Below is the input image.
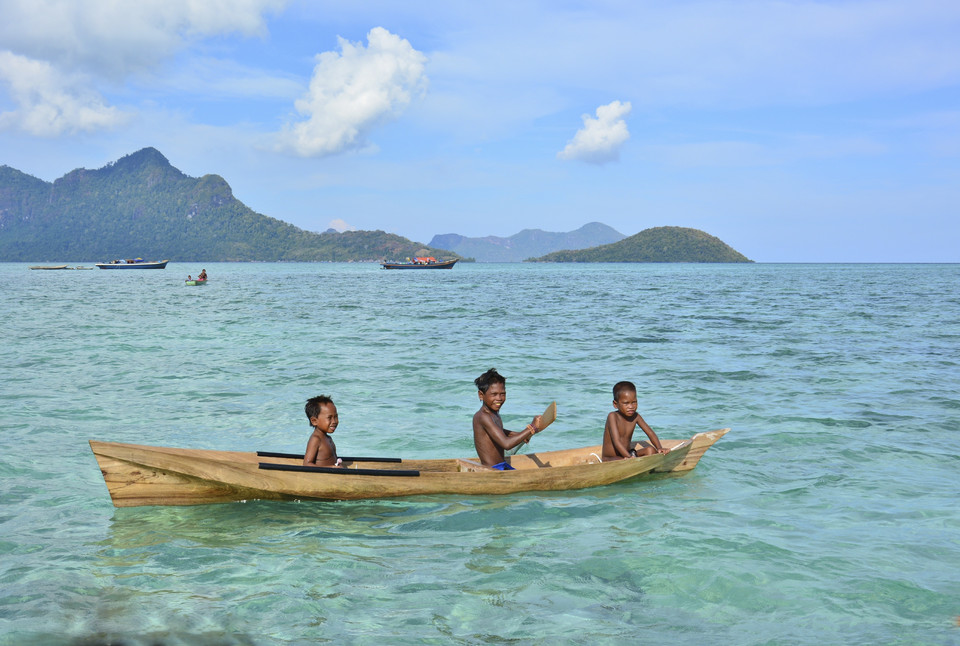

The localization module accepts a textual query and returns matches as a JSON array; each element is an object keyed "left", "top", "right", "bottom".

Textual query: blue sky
[{"left": 1, "top": 0, "right": 959, "bottom": 262}]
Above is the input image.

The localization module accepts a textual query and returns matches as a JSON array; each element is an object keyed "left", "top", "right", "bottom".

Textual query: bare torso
[
  {"left": 304, "top": 430, "right": 338, "bottom": 466},
  {"left": 602, "top": 411, "right": 638, "bottom": 460},
  {"left": 602, "top": 411, "right": 663, "bottom": 460},
  {"left": 473, "top": 407, "right": 508, "bottom": 466},
  {"left": 473, "top": 407, "right": 536, "bottom": 466}
]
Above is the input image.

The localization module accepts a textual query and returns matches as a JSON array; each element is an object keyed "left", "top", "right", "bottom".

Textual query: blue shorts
[{"left": 491, "top": 461, "right": 515, "bottom": 471}]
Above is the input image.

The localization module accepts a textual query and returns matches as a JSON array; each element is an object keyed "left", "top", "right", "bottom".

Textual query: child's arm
[
  {"left": 509, "top": 415, "right": 543, "bottom": 443},
  {"left": 636, "top": 414, "right": 666, "bottom": 453},
  {"left": 303, "top": 434, "right": 321, "bottom": 466},
  {"left": 481, "top": 415, "right": 536, "bottom": 451}
]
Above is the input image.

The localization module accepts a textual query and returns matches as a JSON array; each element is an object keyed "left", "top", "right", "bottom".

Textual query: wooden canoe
[{"left": 89, "top": 428, "right": 728, "bottom": 507}]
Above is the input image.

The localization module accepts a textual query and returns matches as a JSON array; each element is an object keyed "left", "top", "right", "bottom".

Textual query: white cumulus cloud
[
  {"left": 0, "top": 0, "right": 284, "bottom": 136},
  {"left": 558, "top": 100, "right": 631, "bottom": 164},
  {"left": 277, "top": 27, "right": 428, "bottom": 157},
  {"left": 0, "top": 51, "right": 125, "bottom": 135}
]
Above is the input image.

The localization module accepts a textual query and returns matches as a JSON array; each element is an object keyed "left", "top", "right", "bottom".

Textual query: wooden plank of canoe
[
  {"left": 655, "top": 428, "right": 729, "bottom": 473},
  {"left": 92, "top": 452, "right": 288, "bottom": 507},
  {"left": 244, "top": 452, "right": 668, "bottom": 500},
  {"left": 505, "top": 428, "right": 728, "bottom": 473},
  {"left": 90, "top": 441, "right": 296, "bottom": 506}
]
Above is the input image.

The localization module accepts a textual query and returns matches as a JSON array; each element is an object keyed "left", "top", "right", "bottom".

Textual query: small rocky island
[{"left": 527, "top": 226, "right": 752, "bottom": 263}]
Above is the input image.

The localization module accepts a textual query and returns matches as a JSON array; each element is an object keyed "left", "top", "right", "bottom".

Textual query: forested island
[
  {"left": 528, "top": 226, "right": 752, "bottom": 263},
  {"left": 0, "top": 148, "right": 457, "bottom": 262},
  {"left": 429, "top": 222, "right": 625, "bottom": 262}
]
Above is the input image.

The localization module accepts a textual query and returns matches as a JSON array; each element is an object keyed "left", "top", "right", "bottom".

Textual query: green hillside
[
  {"left": 429, "top": 222, "right": 625, "bottom": 262},
  {"left": 528, "top": 226, "right": 752, "bottom": 262},
  {"left": 0, "top": 148, "right": 458, "bottom": 262}
]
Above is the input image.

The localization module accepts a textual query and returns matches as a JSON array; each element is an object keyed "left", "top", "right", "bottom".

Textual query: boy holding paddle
[
  {"left": 472, "top": 368, "right": 543, "bottom": 469},
  {"left": 602, "top": 381, "right": 667, "bottom": 461},
  {"left": 304, "top": 395, "right": 343, "bottom": 467}
]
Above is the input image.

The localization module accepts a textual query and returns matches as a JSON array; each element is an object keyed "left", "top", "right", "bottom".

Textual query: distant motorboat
[
  {"left": 95, "top": 259, "right": 169, "bottom": 269},
  {"left": 381, "top": 257, "right": 458, "bottom": 270},
  {"left": 29, "top": 265, "right": 69, "bottom": 270}
]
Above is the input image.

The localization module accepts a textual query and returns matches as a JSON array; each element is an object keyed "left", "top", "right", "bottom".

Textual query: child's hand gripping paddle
[{"left": 507, "top": 401, "right": 556, "bottom": 456}]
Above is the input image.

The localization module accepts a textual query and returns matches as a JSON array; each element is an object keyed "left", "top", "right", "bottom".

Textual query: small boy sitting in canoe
[
  {"left": 472, "top": 368, "right": 543, "bottom": 469},
  {"left": 602, "top": 381, "right": 668, "bottom": 461},
  {"left": 304, "top": 395, "right": 342, "bottom": 467}
]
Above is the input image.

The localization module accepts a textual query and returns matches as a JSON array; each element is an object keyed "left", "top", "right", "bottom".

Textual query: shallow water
[{"left": 1, "top": 262, "right": 958, "bottom": 645}]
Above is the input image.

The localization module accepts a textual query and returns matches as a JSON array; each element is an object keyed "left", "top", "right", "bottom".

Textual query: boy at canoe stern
[
  {"left": 472, "top": 368, "right": 543, "bottom": 468},
  {"left": 601, "top": 381, "right": 667, "bottom": 461},
  {"left": 304, "top": 395, "right": 343, "bottom": 467}
]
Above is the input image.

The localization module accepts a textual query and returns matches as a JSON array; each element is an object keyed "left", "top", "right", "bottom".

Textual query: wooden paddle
[{"left": 507, "top": 401, "right": 556, "bottom": 455}]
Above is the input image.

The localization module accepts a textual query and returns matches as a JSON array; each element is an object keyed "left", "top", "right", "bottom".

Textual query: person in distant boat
[
  {"left": 304, "top": 395, "right": 342, "bottom": 467},
  {"left": 186, "top": 275, "right": 193, "bottom": 281},
  {"left": 472, "top": 368, "right": 543, "bottom": 469},
  {"left": 601, "top": 381, "right": 667, "bottom": 461},
  {"left": 198, "top": 269, "right": 207, "bottom": 281}
]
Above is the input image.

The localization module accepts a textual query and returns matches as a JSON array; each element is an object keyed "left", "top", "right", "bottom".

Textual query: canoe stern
[{"left": 89, "top": 440, "right": 287, "bottom": 507}]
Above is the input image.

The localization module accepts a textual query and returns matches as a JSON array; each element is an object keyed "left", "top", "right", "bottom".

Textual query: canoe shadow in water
[{"left": 97, "top": 477, "right": 688, "bottom": 552}]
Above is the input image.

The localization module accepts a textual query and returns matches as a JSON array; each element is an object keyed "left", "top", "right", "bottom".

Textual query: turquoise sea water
[{"left": 1, "top": 262, "right": 958, "bottom": 645}]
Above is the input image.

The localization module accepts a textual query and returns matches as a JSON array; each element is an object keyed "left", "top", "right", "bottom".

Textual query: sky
[{"left": 1, "top": 0, "right": 959, "bottom": 262}]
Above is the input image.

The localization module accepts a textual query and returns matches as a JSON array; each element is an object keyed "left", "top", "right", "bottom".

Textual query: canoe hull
[{"left": 89, "top": 429, "right": 728, "bottom": 507}]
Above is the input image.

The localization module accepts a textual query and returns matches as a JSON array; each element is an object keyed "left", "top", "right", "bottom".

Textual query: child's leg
[{"left": 633, "top": 442, "right": 656, "bottom": 456}]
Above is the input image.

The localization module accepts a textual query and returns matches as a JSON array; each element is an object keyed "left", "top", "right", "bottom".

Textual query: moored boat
[
  {"left": 381, "top": 257, "right": 458, "bottom": 269},
  {"left": 96, "top": 259, "right": 169, "bottom": 269},
  {"left": 88, "top": 428, "right": 728, "bottom": 507},
  {"left": 29, "top": 265, "right": 69, "bottom": 270}
]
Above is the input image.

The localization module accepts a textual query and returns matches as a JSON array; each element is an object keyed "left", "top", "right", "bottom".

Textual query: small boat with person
[
  {"left": 185, "top": 269, "right": 208, "bottom": 285},
  {"left": 381, "top": 257, "right": 458, "bottom": 269},
  {"left": 95, "top": 258, "right": 169, "bottom": 269},
  {"left": 88, "top": 428, "right": 728, "bottom": 507}
]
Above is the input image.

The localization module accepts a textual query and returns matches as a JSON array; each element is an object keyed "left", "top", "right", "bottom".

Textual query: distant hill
[
  {"left": 0, "top": 148, "right": 458, "bottom": 262},
  {"left": 429, "top": 222, "right": 625, "bottom": 262},
  {"left": 529, "top": 226, "right": 752, "bottom": 263}
]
